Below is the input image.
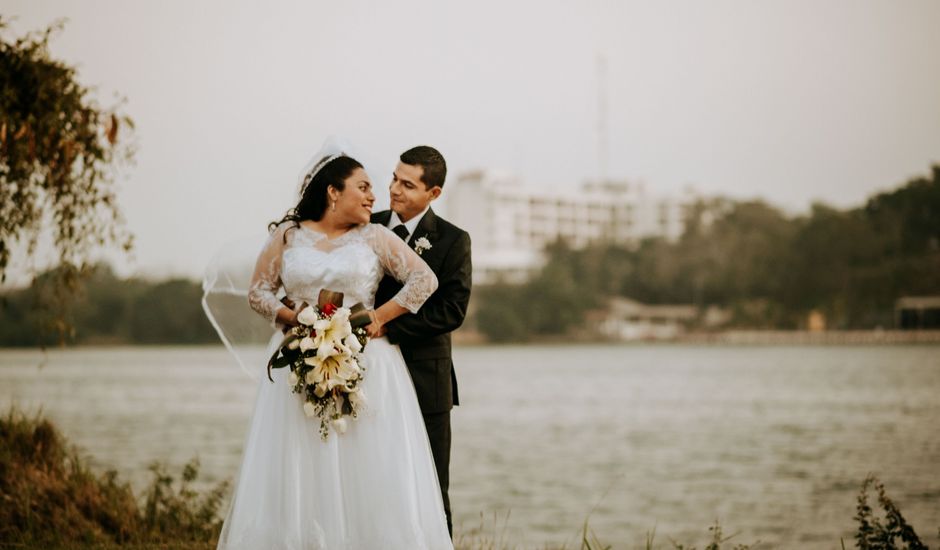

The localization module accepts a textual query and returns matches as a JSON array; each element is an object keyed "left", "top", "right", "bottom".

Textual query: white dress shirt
[{"left": 386, "top": 205, "right": 430, "bottom": 241}]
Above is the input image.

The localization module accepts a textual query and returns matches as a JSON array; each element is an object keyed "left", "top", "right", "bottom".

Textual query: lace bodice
[{"left": 248, "top": 222, "right": 438, "bottom": 323}]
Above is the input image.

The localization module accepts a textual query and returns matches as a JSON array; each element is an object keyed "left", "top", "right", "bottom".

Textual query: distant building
[
  {"left": 895, "top": 296, "right": 940, "bottom": 329},
  {"left": 443, "top": 170, "right": 694, "bottom": 283},
  {"left": 596, "top": 297, "right": 699, "bottom": 341}
]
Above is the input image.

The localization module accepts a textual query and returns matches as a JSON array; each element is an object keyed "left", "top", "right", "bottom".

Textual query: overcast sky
[{"left": 4, "top": 0, "right": 940, "bottom": 282}]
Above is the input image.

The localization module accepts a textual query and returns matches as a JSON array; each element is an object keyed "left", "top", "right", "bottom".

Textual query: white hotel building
[{"left": 443, "top": 170, "right": 693, "bottom": 283}]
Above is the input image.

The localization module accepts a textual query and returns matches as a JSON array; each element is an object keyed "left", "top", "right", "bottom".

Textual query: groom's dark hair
[{"left": 401, "top": 146, "right": 447, "bottom": 190}]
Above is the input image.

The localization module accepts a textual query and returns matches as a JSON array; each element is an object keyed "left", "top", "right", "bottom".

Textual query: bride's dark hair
[{"left": 269, "top": 155, "right": 364, "bottom": 237}]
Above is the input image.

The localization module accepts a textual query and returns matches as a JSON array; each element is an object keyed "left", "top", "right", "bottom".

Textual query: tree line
[
  {"left": 0, "top": 266, "right": 216, "bottom": 346},
  {"left": 474, "top": 165, "right": 940, "bottom": 341},
  {"left": 1, "top": 165, "right": 937, "bottom": 346}
]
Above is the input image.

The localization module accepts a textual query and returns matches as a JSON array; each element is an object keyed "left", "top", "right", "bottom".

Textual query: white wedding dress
[{"left": 216, "top": 222, "right": 454, "bottom": 550}]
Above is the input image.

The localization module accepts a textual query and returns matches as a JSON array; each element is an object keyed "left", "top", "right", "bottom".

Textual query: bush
[
  {"left": 854, "top": 475, "right": 927, "bottom": 550},
  {"left": 0, "top": 409, "right": 226, "bottom": 549}
]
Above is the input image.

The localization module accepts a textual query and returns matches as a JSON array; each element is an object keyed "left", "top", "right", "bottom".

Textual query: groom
[{"left": 372, "top": 145, "right": 472, "bottom": 536}]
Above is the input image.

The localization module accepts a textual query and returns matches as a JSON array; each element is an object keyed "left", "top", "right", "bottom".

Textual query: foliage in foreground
[
  {"left": 0, "top": 18, "right": 135, "bottom": 282},
  {"left": 1, "top": 409, "right": 936, "bottom": 549},
  {"left": 855, "top": 475, "right": 929, "bottom": 550},
  {"left": 0, "top": 409, "right": 227, "bottom": 548},
  {"left": 0, "top": 18, "right": 134, "bottom": 344}
]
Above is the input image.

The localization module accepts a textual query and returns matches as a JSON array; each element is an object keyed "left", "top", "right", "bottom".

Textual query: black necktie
[{"left": 392, "top": 224, "right": 409, "bottom": 241}]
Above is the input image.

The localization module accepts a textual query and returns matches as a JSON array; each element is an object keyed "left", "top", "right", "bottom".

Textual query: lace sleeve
[
  {"left": 366, "top": 224, "right": 439, "bottom": 313},
  {"left": 248, "top": 224, "right": 289, "bottom": 324}
]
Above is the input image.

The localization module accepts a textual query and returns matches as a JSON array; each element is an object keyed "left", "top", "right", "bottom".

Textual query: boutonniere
[{"left": 413, "top": 236, "right": 432, "bottom": 256}]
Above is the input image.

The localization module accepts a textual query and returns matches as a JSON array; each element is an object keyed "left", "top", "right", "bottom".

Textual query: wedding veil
[{"left": 201, "top": 136, "right": 383, "bottom": 379}]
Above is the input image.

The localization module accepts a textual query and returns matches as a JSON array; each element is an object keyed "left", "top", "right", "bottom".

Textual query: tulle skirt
[{"left": 217, "top": 335, "right": 453, "bottom": 550}]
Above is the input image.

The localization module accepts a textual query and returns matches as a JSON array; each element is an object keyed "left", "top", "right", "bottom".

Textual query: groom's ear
[{"left": 427, "top": 185, "right": 443, "bottom": 201}]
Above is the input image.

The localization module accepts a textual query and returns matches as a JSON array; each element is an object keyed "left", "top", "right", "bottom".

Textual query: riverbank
[
  {"left": 3, "top": 326, "right": 938, "bottom": 348},
  {"left": 681, "top": 329, "right": 940, "bottom": 345},
  {"left": 452, "top": 329, "right": 940, "bottom": 346},
  {"left": 2, "top": 409, "right": 936, "bottom": 549}
]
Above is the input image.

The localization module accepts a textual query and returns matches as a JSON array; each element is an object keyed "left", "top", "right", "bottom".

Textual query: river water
[{"left": 1, "top": 344, "right": 938, "bottom": 548}]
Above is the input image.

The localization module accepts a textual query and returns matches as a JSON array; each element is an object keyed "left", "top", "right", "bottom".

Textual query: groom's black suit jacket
[{"left": 371, "top": 208, "right": 472, "bottom": 413}]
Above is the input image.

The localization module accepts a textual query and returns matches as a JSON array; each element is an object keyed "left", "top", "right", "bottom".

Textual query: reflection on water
[{"left": 2, "top": 345, "right": 939, "bottom": 547}]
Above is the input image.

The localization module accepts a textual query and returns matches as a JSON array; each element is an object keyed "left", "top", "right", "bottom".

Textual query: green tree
[
  {"left": 683, "top": 200, "right": 797, "bottom": 326},
  {"left": 0, "top": 264, "right": 218, "bottom": 346},
  {"left": 474, "top": 283, "right": 531, "bottom": 343},
  {"left": 129, "top": 279, "right": 217, "bottom": 344},
  {"left": 782, "top": 204, "right": 884, "bottom": 327},
  {"left": 865, "top": 165, "right": 940, "bottom": 256},
  {"left": 473, "top": 240, "right": 604, "bottom": 342},
  {"left": 781, "top": 168, "right": 940, "bottom": 328}
]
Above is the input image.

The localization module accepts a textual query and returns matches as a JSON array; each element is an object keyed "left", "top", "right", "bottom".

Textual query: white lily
[
  {"left": 302, "top": 402, "right": 316, "bottom": 417},
  {"left": 332, "top": 307, "right": 352, "bottom": 325},
  {"left": 312, "top": 312, "right": 351, "bottom": 357},
  {"left": 296, "top": 306, "right": 319, "bottom": 326},
  {"left": 308, "top": 352, "right": 360, "bottom": 388},
  {"left": 316, "top": 341, "right": 340, "bottom": 359},
  {"left": 344, "top": 333, "right": 362, "bottom": 353},
  {"left": 299, "top": 336, "right": 316, "bottom": 352}
]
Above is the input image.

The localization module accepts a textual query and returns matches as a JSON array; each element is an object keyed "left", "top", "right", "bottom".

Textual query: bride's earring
[{"left": 331, "top": 201, "right": 336, "bottom": 211}]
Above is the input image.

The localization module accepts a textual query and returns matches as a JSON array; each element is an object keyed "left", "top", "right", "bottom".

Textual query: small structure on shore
[
  {"left": 596, "top": 297, "right": 700, "bottom": 341},
  {"left": 895, "top": 296, "right": 940, "bottom": 329}
]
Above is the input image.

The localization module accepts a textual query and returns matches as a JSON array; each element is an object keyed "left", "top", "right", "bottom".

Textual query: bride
[{"left": 215, "top": 152, "right": 454, "bottom": 549}]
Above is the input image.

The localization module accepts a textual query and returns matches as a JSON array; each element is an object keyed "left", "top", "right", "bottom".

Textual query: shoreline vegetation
[
  {"left": 2, "top": 330, "right": 940, "bottom": 349},
  {"left": 0, "top": 262, "right": 938, "bottom": 348},
  {"left": 473, "top": 166, "right": 940, "bottom": 343},
  {"left": 1, "top": 410, "right": 935, "bottom": 549},
  {"left": 2, "top": 166, "right": 939, "bottom": 348}
]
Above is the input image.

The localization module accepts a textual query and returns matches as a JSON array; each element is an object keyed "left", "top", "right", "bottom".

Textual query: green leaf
[{"left": 271, "top": 354, "right": 294, "bottom": 370}]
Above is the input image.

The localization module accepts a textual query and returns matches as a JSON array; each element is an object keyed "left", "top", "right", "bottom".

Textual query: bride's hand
[{"left": 276, "top": 306, "right": 299, "bottom": 330}]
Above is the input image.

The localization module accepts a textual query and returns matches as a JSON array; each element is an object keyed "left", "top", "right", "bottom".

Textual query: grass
[{"left": 0, "top": 408, "right": 935, "bottom": 549}]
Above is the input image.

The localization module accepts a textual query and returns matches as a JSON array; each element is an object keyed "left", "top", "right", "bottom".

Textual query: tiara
[{"left": 303, "top": 153, "right": 346, "bottom": 186}]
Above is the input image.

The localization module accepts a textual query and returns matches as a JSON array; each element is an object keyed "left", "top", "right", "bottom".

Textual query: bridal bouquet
[{"left": 267, "top": 290, "right": 371, "bottom": 440}]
